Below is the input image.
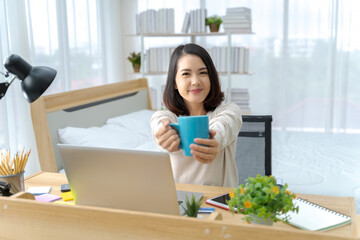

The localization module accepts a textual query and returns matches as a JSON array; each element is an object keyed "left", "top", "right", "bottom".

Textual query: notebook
[
  {"left": 278, "top": 198, "right": 352, "bottom": 231},
  {"left": 57, "top": 144, "right": 203, "bottom": 215}
]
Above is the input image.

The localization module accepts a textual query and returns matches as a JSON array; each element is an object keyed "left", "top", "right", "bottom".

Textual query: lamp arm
[
  {"left": 0, "top": 70, "right": 9, "bottom": 77},
  {"left": 0, "top": 75, "right": 17, "bottom": 100},
  {"left": 7, "top": 75, "right": 17, "bottom": 85}
]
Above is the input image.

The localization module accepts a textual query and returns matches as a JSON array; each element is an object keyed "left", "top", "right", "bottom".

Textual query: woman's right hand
[{"left": 155, "top": 119, "right": 181, "bottom": 152}]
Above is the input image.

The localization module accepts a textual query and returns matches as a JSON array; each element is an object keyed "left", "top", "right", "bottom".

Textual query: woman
[{"left": 151, "top": 43, "right": 242, "bottom": 187}]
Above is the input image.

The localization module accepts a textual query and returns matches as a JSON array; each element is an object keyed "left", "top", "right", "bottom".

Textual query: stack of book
[
  {"left": 136, "top": 8, "right": 175, "bottom": 34},
  {"left": 181, "top": 9, "right": 207, "bottom": 33},
  {"left": 144, "top": 47, "right": 175, "bottom": 73},
  {"left": 231, "top": 88, "right": 251, "bottom": 114},
  {"left": 208, "top": 46, "right": 249, "bottom": 74},
  {"left": 222, "top": 7, "right": 252, "bottom": 33}
]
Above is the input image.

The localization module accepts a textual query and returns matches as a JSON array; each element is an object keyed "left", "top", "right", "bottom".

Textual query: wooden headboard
[{"left": 30, "top": 78, "right": 151, "bottom": 172}]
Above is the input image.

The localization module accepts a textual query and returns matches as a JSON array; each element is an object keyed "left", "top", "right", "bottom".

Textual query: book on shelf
[
  {"left": 244, "top": 48, "right": 250, "bottom": 73},
  {"left": 222, "top": 17, "right": 251, "bottom": 23},
  {"left": 226, "top": 7, "right": 251, "bottom": 13},
  {"left": 232, "top": 48, "right": 239, "bottom": 73},
  {"left": 223, "top": 7, "right": 252, "bottom": 33},
  {"left": 145, "top": 46, "right": 250, "bottom": 74},
  {"left": 158, "top": 8, "right": 166, "bottom": 33},
  {"left": 233, "top": 102, "right": 250, "bottom": 107},
  {"left": 189, "top": 8, "right": 207, "bottom": 33},
  {"left": 136, "top": 8, "right": 175, "bottom": 34},
  {"left": 208, "top": 47, "right": 249, "bottom": 74},
  {"left": 181, "top": 12, "right": 190, "bottom": 33},
  {"left": 201, "top": 8, "right": 207, "bottom": 33},
  {"left": 278, "top": 198, "right": 352, "bottom": 231},
  {"left": 145, "top": 47, "right": 175, "bottom": 73},
  {"left": 231, "top": 87, "right": 251, "bottom": 114},
  {"left": 231, "top": 88, "right": 249, "bottom": 93},
  {"left": 231, "top": 96, "right": 250, "bottom": 102},
  {"left": 223, "top": 23, "right": 251, "bottom": 28},
  {"left": 236, "top": 103, "right": 251, "bottom": 108},
  {"left": 224, "top": 13, "right": 251, "bottom": 20}
]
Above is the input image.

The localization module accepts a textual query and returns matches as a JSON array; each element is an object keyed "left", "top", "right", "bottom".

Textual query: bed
[
  {"left": 30, "top": 78, "right": 360, "bottom": 214},
  {"left": 272, "top": 130, "right": 360, "bottom": 214},
  {"left": 30, "top": 78, "right": 153, "bottom": 172}
]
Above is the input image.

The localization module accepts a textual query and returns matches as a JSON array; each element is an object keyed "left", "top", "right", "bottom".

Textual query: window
[
  {"left": 137, "top": 0, "right": 360, "bottom": 132},
  {"left": 26, "top": 0, "right": 105, "bottom": 94}
]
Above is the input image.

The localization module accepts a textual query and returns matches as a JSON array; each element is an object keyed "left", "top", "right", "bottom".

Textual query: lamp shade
[{"left": 4, "top": 54, "right": 56, "bottom": 103}]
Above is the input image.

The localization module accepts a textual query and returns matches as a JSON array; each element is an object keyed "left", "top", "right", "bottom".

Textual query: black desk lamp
[{"left": 0, "top": 54, "right": 57, "bottom": 103}]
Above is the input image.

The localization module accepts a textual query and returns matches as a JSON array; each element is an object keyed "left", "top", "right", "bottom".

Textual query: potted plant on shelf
[
  {"left": 127, "top": 52, "right": 141, "bottom": 73},
  {"left": 227, "top": 174, "right": 299, "bottom": 225},
  {"left": 205, "top": 15, "right": 223, "bottom": 33},
  {"left": 182, "top": 194, "right": 203, "bottom": 218}
]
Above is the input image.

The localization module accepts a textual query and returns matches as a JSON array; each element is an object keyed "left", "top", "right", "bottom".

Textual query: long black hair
[{"left": 163, "top": 43, "right": 224, "bottom": 116}]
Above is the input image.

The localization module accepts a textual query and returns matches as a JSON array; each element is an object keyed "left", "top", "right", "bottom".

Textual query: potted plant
[
  {"left": 205, "top": 15, "right": 223, "bottom": 32},
  {"left": 127, "top": 52, "right": 141, "bottom": 72},
  {"left": 182, "top": 194, "right": 203, "bottom": 218},
  {"left": 227, "top": 174, "right": 299, "bottom": 225}
]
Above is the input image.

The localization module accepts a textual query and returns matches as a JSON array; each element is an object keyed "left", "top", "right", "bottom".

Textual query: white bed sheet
[
  {"left": 272, "top": 130, "right": 360, "bottom": 213},
  {"left": 58, "top": 110, "right": 360, "bottom": 213},
  {"left": 58, "top": 109, "right": 159, "bottom": 151}
]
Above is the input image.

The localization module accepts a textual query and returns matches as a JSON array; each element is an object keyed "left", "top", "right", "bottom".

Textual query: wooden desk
[{"left": 0, "top": 172, "right": 357, "bottom": 240}]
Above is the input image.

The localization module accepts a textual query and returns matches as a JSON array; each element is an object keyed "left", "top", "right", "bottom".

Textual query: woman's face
[{"left": 175, "top": 54, "right": 211, "bottom": 110}]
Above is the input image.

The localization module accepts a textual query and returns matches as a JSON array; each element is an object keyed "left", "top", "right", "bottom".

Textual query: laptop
[{"left": 57, "top": 144, "right": 203, "bottom": 215}]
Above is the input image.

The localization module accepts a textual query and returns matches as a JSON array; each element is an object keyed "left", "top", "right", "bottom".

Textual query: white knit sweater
[{"left": 150, "top": 102, "right": 242, "bottom": 187}]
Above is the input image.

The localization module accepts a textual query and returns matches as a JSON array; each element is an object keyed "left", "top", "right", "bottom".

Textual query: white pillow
[
  {"left": 106, "top": 109, "right": 155, "bottom": 135},
  {"left": 58, "top": 124, "right": 150, "bottom": 149}
]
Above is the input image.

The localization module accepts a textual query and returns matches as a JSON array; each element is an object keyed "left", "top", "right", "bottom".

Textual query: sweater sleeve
[
  {"left": 209, "top": 102, "right": 243, "bottom": 151},
  {"left": 150, "top": 110, "right": 178, "bottom": 150}
]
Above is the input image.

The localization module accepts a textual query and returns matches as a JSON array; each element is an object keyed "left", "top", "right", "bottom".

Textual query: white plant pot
[{"left": 250, "top": 214, "right": 274, "bottom": 226}]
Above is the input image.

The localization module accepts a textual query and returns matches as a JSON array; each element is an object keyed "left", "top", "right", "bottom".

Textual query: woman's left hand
[{"left": 190, "top": 129, "right": 218, "bottom": 164}]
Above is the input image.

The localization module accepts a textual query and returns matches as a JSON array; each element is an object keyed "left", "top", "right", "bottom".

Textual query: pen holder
[{"left": 0, "top": 171, "right": 25, "bottom": 194}]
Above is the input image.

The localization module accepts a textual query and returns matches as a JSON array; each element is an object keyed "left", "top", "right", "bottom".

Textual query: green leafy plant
[
  {"left": 205, "top": 15, "right": 223, "bottom": 26},
  {"left": 127, "top": 51, "right": 141, "bottom": 67},
  {"left": 227, "top": 174, "right": 299, "bottom": 223},
  {"left": 182, "top": 194, "right": 203, "bottom": 217}
]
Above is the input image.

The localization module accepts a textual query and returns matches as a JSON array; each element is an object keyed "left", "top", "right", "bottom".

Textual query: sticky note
[
  {"left": 54, "top": 200, "right": 75, "bottom": 205},
  {"left": 35, "top": 194, "right": 62, "bottom": 202},
  {"left": 27, "top": 186, "right": 52, "bottom": 195},
  {"left": 61, "top": 191, "right": 74, "bottom": 201}
]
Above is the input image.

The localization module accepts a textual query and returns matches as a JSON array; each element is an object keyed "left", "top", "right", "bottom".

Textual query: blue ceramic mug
[{"left": 169, "top": 115, "right": 209, "bottom": 156}]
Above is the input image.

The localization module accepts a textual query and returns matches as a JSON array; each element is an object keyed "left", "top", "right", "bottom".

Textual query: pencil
[
  {"left": 5, "top": 150, "right": 12, "bottom": 174},
  {"left": 0, "top": 162, "right": 11, "bottom": 175},
  {"left": 0, "top": 165, "right": 7, "bottom": 176},
  {"left": 21, "top": 150, "right": 31, "bottom": 173},
  {"left": 17, "top": 149, "right": 24, "bottom": 174},
  {"left": 0, "top": 149, "right": 31, "bottom": 176}
]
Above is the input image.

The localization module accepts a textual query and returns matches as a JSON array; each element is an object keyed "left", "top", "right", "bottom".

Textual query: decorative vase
[
  {"left": 249, "top": 214, "right": 274, "bottom": 226},
  {"left": 132, "top": 63, "right": 140, "bottom": 73},
  {"left": 209, "top": 23, "right": 220, "bottom": 32}
]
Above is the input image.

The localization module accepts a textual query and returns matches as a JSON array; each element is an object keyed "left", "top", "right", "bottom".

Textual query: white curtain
[
  {"left": 0, "top": 0, "right": 124, "bottom": 176},
  {"left": 0, "top": 0, "right": 40, "bottom": 176},
  {"left": 205, "top": 0, "right": 360, "bottom": 132},
  {"left": 26, "top": 0, "right": 107, "bottom": 94}
]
